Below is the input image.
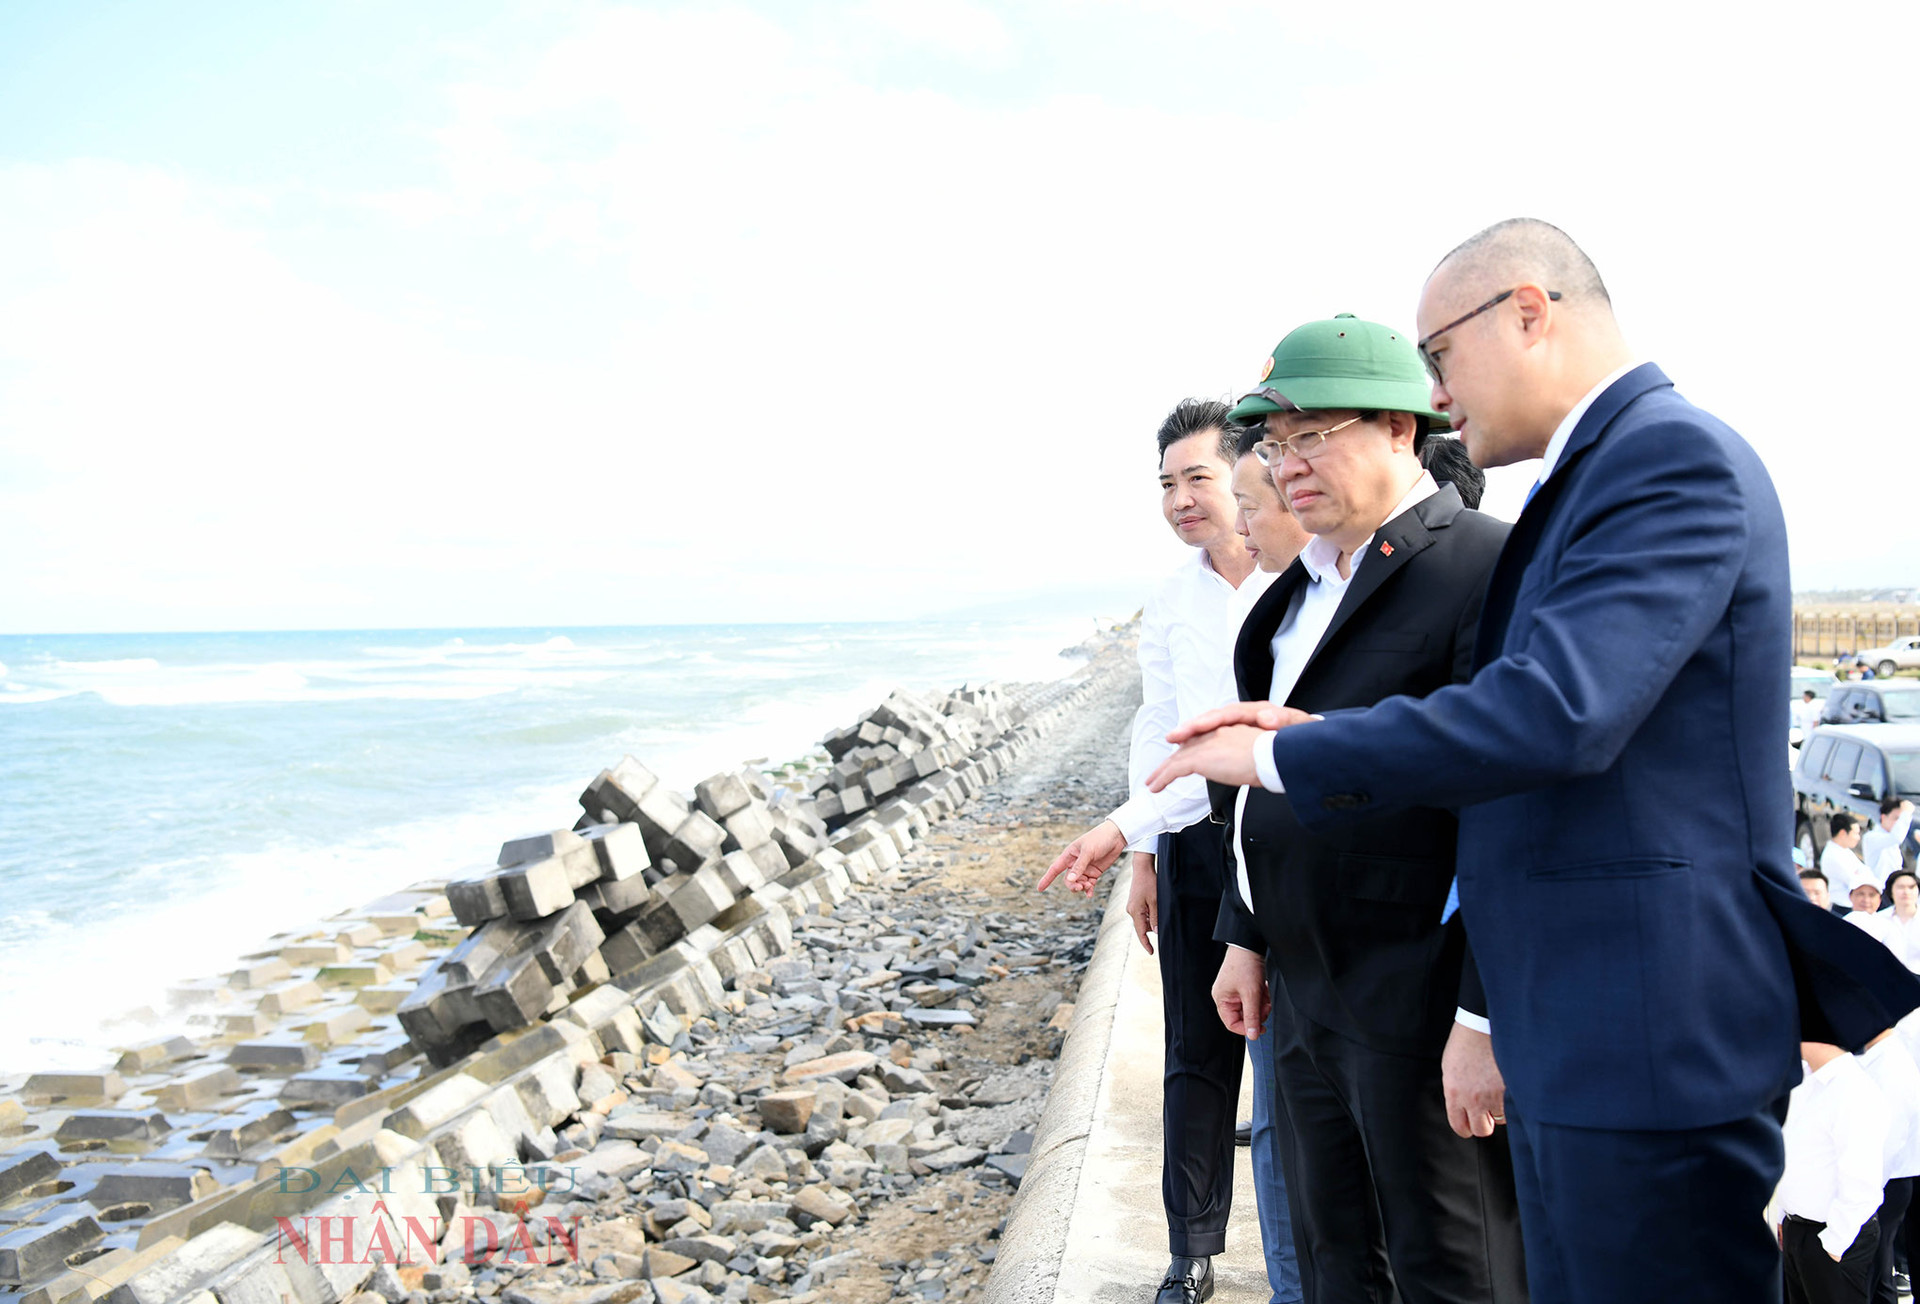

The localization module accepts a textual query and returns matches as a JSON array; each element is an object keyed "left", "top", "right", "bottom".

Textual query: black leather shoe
[
  {"left": 1155, "top": 1256, "right": 1213, "bottom": 1304},
  {"left": 1233, "top": 1120, "right": 1253, "bottom": 1146}
]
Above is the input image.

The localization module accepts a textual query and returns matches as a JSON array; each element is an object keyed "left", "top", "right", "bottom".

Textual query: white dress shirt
[
  {"left": 1848, "top": 909, "right": 1900, "bottom": 956},
  {"left": 1778, "top": 1052, "right": 1892, "bottom": 1257},
  {"left": 1863, "top": 810, "right": 1912, "bottom": 879},
  {"left": 1823, "top": 840, "right": 1877, "bottom": 901},
  {"left": 1881, "top": 909, "right": 1920, "bottom": 973},
  {"left": 1109, "top": 548, "right": 1275, "bottom": 851},
  {"left": 1859, "top": 1037, "right": 1920, "bottom": 1180}
]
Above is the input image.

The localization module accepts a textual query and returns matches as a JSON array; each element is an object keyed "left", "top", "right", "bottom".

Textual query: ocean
[{"left": 0, "top": 618, "right": 1101, "bottom": 1072}]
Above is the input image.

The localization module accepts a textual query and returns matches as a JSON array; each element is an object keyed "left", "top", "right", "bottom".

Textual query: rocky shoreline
[{"left": 0, "top": 628, "right": 1139, "bottom": 1304}]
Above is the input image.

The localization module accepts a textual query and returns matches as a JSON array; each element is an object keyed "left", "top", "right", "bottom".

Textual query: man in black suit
[{"left": 1209, "top": 315, "right": 1527, "bottom": 1303}]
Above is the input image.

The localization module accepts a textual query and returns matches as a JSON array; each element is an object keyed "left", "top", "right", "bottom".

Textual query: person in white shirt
[
  {"left": 1779, "top": 1042, "right": 1891, "bottom": 1303},
  {"left": 1801, "top": 690, "right": 1825, "bottom": 737},
  {"left": 1881, "top": 870, "right": 1920, "bottom": 975},
  {"left": 1857, "top": 1032, "right": 1920, "bottom": 1304},
  {"left": 1036, "top": 399, "right": 1280, "bottom": 1304},
  {"left": 1825, "top": 814, "right": 1876, "bottom": 907},
  {"left": 1863, "top": 800, "right": 1915, "bottom": 882}
]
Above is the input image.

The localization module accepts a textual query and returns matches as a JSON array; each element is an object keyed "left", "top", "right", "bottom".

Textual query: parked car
[
  {"left": 1793, "top": 722, "right": 1920, "bottom": 863},
  {"left": 1819, "top": 680, "right": 1920, "bottom": 726},
  {"left": 1854, "top": 635, "right": 1920, "bottom": 679}
]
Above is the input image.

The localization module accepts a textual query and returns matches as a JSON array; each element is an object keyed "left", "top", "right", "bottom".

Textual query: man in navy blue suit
[{"left": 1145, "top": 218, "right": 1920, "bottom": 1303}]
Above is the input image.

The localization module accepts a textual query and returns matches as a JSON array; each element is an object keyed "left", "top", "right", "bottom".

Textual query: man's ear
[
  {"left": 1386, "top": 410, "right": 1420, "bottom": 451},
  {"left": 1511, "top": 283, "right": 1556, "bottom": 339}
]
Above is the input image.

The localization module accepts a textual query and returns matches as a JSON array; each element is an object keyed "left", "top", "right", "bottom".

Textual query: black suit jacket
[{"left": 1214, "top": 483, "right": 1507, "bottom": 1058}]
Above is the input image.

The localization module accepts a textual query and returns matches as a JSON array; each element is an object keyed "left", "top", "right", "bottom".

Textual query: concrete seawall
[{"left": 986, "top": 860, "right": 1265, "bottom": 1304}]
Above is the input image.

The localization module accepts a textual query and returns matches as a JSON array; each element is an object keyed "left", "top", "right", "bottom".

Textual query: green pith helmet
[{"left": 1226, "top": 313, "right": 1449, "bottom": 428}]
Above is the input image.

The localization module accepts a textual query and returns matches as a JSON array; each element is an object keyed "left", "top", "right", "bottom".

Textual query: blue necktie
[{"left": 1440, "top": 477, "right": 1546, "bottom": 927}]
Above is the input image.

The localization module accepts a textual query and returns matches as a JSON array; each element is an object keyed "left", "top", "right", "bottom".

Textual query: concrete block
[
  {"left": 22, "top": 1073, "right": 125, "bottom": 1105},
  {"left": 498, "top": 828, "right": 585, "bottom": 869},
  {"left": 227, "top": 959, "right": 293, "bottom": 990},
  {"left": 432, "top": 1108, "right": 515, "bottom": 1175},
  {"left": 278, "top": 1068, "right": 376, "bottom": 1108},
  {"left": 0, "top": 1148, "right": 62, "bottom": 1205},
  {"left": 254, "top": 980, "right": 322, "bottom": 1017},
  {"left": 226, "top": 1038, "right": 322, "bottom": 1073},
  {"left": 313, "top": 960, "right": 393, "bottom": 990},
  {"left": 86, "top": 1165, "right": 219, "bottom": 1213},
  {"left": 0, "top": 1209, "right": 105, "bottom": 1288},
  {"left": 365, "top": 913, "right": 424, "bottom": 937},
  {"left": 353, "top": 983, "right": 414, "bottom": 1016},
  {"left": 581, "top": 821, "right": 650, "bottom": 882},
  {"left": 744, "top": 839, "right": 790, "bottom": 883},
  {"left": 343, "top": 1028, "right": 417, "bottom": 1078},
  {"left": 580, "top": 757, "right": 660, "bottom": 824},
  {"left": 199, "top": 1104, "right": 297, "bottom": 1160},
  {"left": 663, "top": 812, "right": 725, "bottom": 873},
  {"left": 576, "top": 872, "right": 652, "bottom": 919},
  {"left": 694, "top": 773, "right": 753, "bottom": 821},
  {"left": 719, "top": 804, "right": 775, "bottom": 853},
  {"left": 498, "top": 856, "right": 575, "bottom": 921},
  {"left": 394, "top": 961, "right": 475, "bottom": 1050},
  {"left": 295, "top": 1006, "right": 373, "bottom": 1047},
  {"left": 714, "top": 849, "right": 767, "bottom": 897},
  {"left": 371, "top": 939, "right": 428, "bottom": 972},
  {"left": 598, "top": 922, "right": 658, "bottom": 977},
  {"left": 445, "top": 871, "right": 509, "bottom": 928},
  {"left": 113, "top": 1036, "right": 198, "bottom": 1075},
  {"left": 279, "top": 941, "right": 352, "bottom": 966},
  {"left": 152, "top": 1066, "right": 243, "bottom": 1113},
  {"left": 625, "top": 897, "right": 689, "bottom": 956},
  {"left": 465, "top": 1022, "right": 593, "bottom": 1085},
  {"left": 632, "top": 785, "right": 693, "bottom": 860},
  {"left": 512, "top": 1054, "right": 583, "bottom": 1129},
  {"left": 384, "top": 1074, "right": 489, "bottom": 1141},
  {"left": 331, "top": 923, "right": 382, "bottom": 949},
  {"left": 104, "top": 1222, "right": 258, "bottom": 1304},
  {"left": 55, "top": 1112, "right": 171, "bottom": 1143},
  {"left": 663, "top": 864, "right": 733, "bottom": 931},
  {"left": 472, "top": 956, "right": 553, "bottom": 1032}
]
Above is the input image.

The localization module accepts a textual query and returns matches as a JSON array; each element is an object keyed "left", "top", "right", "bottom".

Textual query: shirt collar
[
  {"left": 1538, "top": 360, "right": 1639, "bottom": 484},
  {"left": 1299, "top": 469, "right": 1439, "bottom": 584}
]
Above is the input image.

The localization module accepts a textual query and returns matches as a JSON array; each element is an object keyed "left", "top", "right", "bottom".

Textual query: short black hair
[
  {"left": 1799, "top": 867, "right": 1828, "bottom": 885},
  {"left": 1831, "top": 812, "right": 1860, "bottom": 838},
  {"left": 1234, "top": 424, "right": 1265, "bottom": 459},
  {"left": 1420, "top": 435, "right": 1484, "bottom": 510},
  {"left": 1887, "top": 868, "right": 1919, "bottom": 897},
  {"left": 1883, "top": 796, "right": 1905, "bottom": 817},
  {"left": 1156, "top": 399, "right": 1238, "bottom": 466}
]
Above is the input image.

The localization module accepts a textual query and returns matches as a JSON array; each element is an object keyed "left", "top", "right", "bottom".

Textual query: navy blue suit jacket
[{"left": 1269, "top": 363, "right": 1920, "bottom": 1132}]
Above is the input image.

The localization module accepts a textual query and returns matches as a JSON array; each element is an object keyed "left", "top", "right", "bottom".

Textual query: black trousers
[
  {"left": 1266, "top": 996, "right": 1529, "bottom": 1303},
  {"left": 1785, "top": 1215, "right": 1878, "bottom": 1304},
  {"left": 1871, "top": 1180, "right": 1910, "bottom": 1304},
  {"left": 1156, "top": 823, "right": 1243, "bottom": 1257}
]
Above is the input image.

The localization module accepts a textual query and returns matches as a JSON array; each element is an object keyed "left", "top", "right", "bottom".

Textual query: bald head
[
  {"left": 1434, "top": 218, "right": 1611, "bottom": 310},
  {"left": 1416, "top": 218, "right": 1636, "bottom": 469}
]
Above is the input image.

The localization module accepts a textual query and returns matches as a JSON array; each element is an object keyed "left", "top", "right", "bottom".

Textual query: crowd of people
[{"left": 1037, "top": 218, "right": 1920, "bottom": 1304}]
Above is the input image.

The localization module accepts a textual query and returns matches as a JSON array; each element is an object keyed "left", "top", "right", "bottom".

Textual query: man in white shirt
[
  {"left": 1037, "top": 399, "right": 1281, "bottom": 1304},
  {"left": 1779, "top": 1042, "right": 1890, "bottom": 1303},
  {"left": 1825, "top": 814, "right": 1875, "bottom": 907},
  {"left": 1863, "top": 799, "right": 1915, "bottom": 881},
  {"left": 1857, "top": 1032, "right": 1920, "bottom": 1304}
]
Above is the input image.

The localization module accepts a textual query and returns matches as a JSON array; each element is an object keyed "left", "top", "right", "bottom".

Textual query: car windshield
[
  {"left": 1896, "top": 751, "right": 1920, "bottom": 797},
  {"left": 1791, "top": 670, "right": 1831, "bottom": 696},
  {"left": 1883, "top": 689, "right": 1920, "bottom": 721}
]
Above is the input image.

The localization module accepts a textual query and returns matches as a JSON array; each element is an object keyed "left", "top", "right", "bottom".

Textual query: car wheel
[
  {"left": 1879, "top": 660, "right": 1899, "bottom": 679},
  {"left": 1797, "top": 820, "right": 1817, "bottom": 864}
]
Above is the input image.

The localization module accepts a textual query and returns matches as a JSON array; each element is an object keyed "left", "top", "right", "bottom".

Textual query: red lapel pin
[{"left": 1380, "top": 541, "right": 1394, "bottom": 556}]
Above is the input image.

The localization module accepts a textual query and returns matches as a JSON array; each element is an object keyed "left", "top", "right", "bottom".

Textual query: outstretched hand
[
  {"left": 1037, "top": 818, "right": 1128, "bottom": 896},
  {"left": 1143, "top": 702, "right": 1316, "bottom": 794}
]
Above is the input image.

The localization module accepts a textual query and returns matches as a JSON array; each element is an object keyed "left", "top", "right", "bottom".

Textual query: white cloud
[{"left": 2, "top": 2, "right": 1913, "bottom": 632}]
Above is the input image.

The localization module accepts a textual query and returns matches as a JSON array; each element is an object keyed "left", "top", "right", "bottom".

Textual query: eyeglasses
[
  {"left": 1416, "top": 287, "right": 1561, "bottom": 383},
  {"left": 1252, "top": 414, "right": 1365, "bottom": 465}
]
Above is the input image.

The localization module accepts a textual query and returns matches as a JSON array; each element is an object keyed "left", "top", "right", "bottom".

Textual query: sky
[{"left": 2, "top": 0, "right": 1914, "bottom": 633}]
